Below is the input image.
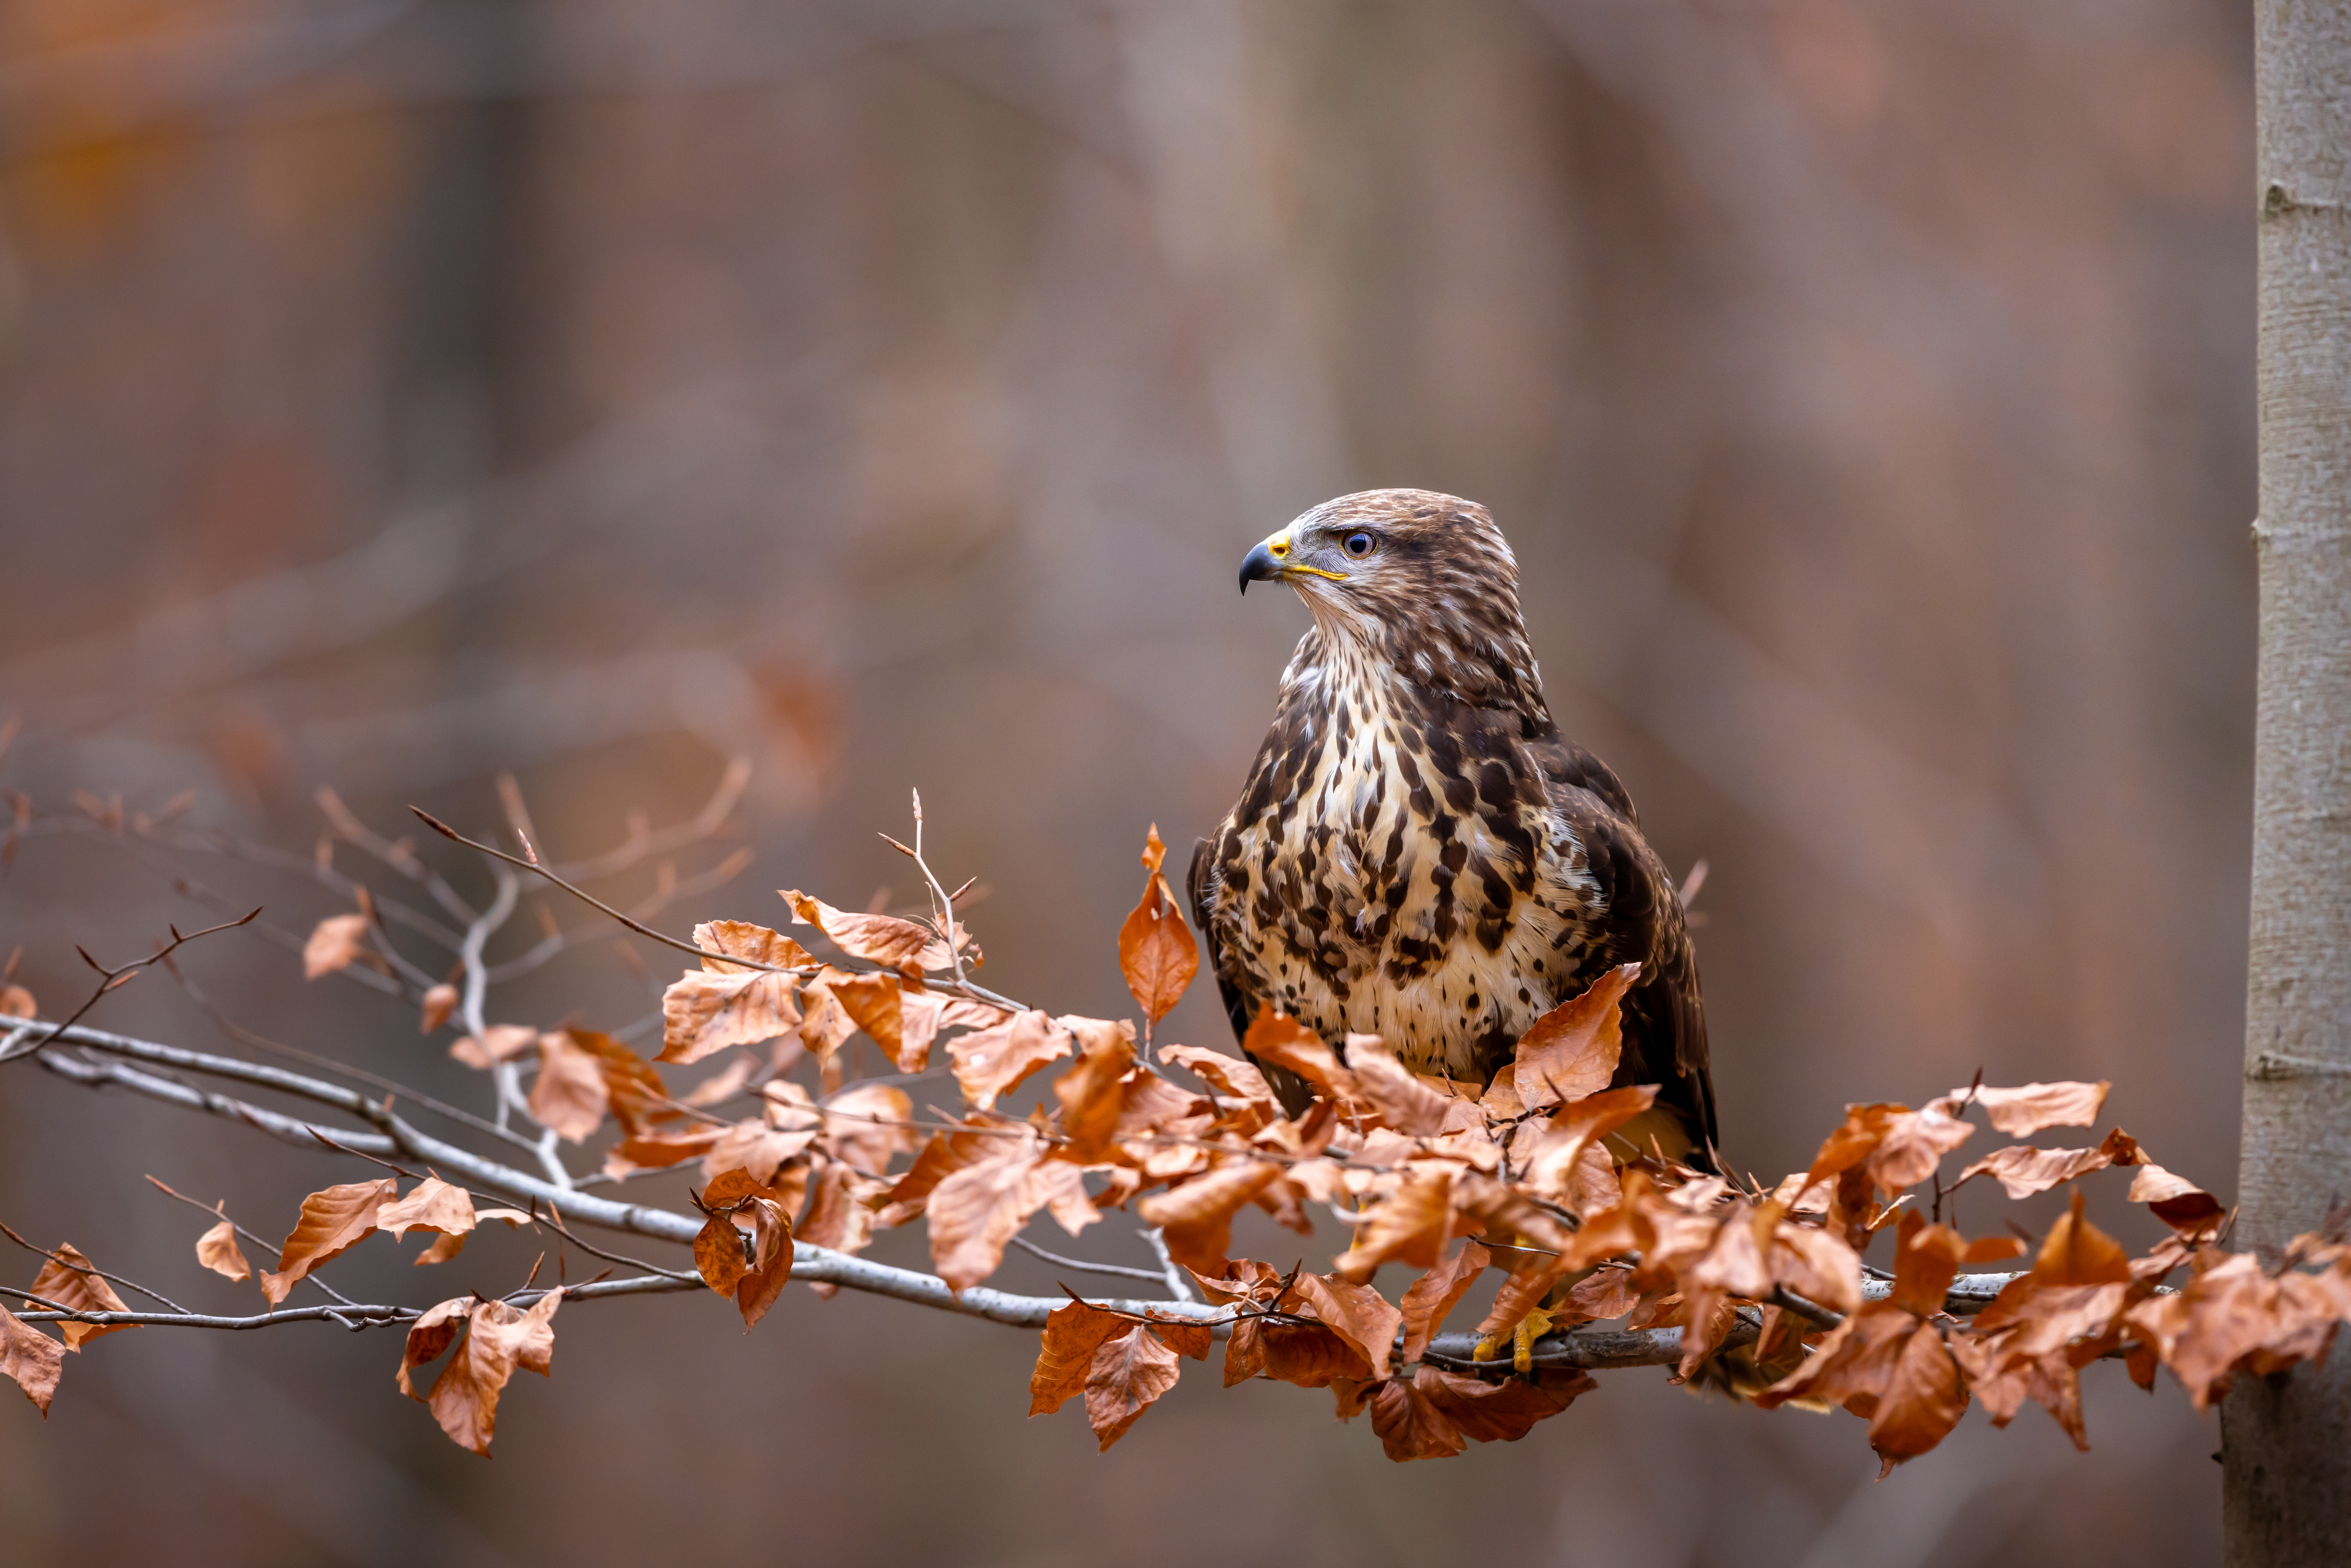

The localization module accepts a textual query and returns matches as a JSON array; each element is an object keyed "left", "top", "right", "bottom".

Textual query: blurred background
[{"left": 0, "top": 1, "right": 2252, "bottom": 1564}]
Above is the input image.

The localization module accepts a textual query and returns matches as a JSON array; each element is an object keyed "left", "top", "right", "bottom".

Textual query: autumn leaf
[
  {"left": 449, "top": 1024, "right": 536, "bottom": 1070},
  {"left": 1515, "top": 1085, "right": 1659, "bottom": 1205},
  {"left": 1051, "top": 1018, "right": 1136, "bottom": 1161},
  {"left": 261, "top": 1179, "right": 396, "bottom": 1304},
  {"left": 1368, "top": 1376, "right": 1467, "bottom": 1461},
  {"left": 27, "top": 1244, "right": 131, "bottom": 1349},
  {"left": 822, "top": 1082, "right": 918, "bottom": 1177},
  {"left": 419, "top": 983, "right": 459, "bottom": 1033},
  {"left": 927, "top": 1132, "right": 1077, "bottom": 1291},
  {"left": 0, "top": 1304, "right": 64, "bottom": 1414},
  {"left": 302, "top": 913, "right": 370, "bottom": 979},
  {"left": 1030, "top": 1300, "right": 1130, "bottom": 1416},
  {"left": 1805, "top": 1101, "right": 1973, "bottom": 1197},
  {"left": 658, "top": 922, "right": 809, "bottom": 1065},
  {"left": 1157, "top": 1045, "right": 1280, "bottom": 1107},
  {"left": 1399, "top": 1240, "right": 1490, "bottom": 1363},
  {"left": 1332, "top": 1164, "right": 1456, "bottom": 1283},
  {"left": 1941, "top": 1080, "right": 2111, "bottom": 1137},
  {"left": 1958, "top": 1143, "right": 2116, "bottom": 1200},
  {"left": 781, "top": 890, "right": 964, "bottom": 974},
  {"left": 195, "top": 1216, "right": 250, "bottom": 1282},
  {"left": 1414, "top": 1366, "right": 1589, "bottom": 1444},
  {"left": 1136, "top": 1160, "right": 1282, "bottom": 1275},
  {"left": 1086, "top": 1322, "right": 1184, "bottom": 1450},
  {"left": 1241, "top": 1009, "right": 1359, "bottom": 1104},
  {"left": 0, "top": 983, "right": 35, "bottom": 1021},
  {"left": 1343, "top": 1037, "right": 1453, "bottom": 1137},
  {"left": 1865, "top": 1322, "right": 1970, "bottom": 1472},
  {"left": 377, "top": 1178, "right": 478, "bottom": 1240},
  {"left": 603, "top": 1126, "right": 725, "bottom": 1181},
  {"left": 1290, "top": 1272, "right": 1405, "bottom": 1379},
  {"left": 526, "top": 1031, "right": 609, "bottom": 1143},
  {"left": 949, "top": 1009, "right": 1072, "bottom": 1111},
  {"left": 1118, "top": 827, "right": 1198, "bottom": 1027},
  {"left": 734, "top": 1197, "right": 794, "bottom": 1329},
  {"left": 1488, "top": 963, "right": 1638, "bottom": 1115},
  {"left": 416, "top": 1292, "right": 564, "bottom": 1456}
]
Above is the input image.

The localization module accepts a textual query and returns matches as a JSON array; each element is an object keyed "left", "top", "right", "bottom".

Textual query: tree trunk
[{"left": 2229, "top": 5, "right": 2351, "bottom": 1561}]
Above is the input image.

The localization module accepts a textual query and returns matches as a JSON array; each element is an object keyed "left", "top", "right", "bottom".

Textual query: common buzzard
[{"left": 1188, "top": 489, "right": 1717, "bottom": 1167}]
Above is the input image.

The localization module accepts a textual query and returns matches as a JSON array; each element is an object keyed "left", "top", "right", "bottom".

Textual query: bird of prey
[{"left": 1187, "top": 489, "right": 1718, "bottom": 1168}]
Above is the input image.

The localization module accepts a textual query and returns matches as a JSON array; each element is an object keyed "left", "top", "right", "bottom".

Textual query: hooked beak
[{"left": 1238, "top": 537, "right": 1286, "bottom": 594}]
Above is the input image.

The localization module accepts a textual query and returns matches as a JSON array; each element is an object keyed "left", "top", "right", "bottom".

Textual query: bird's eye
[{"left": 1343, "top": 531, "right": 1376, "bottom": 558}]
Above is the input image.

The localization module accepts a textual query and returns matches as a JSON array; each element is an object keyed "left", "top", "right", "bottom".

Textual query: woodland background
[{"left": 0, "top": 2, "right": 2252, "bottom": 1565}]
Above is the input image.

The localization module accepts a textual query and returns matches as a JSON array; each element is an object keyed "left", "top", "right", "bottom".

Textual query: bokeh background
[{"left": 0, "top": 2, "right": 2253, "bottom": 1564}]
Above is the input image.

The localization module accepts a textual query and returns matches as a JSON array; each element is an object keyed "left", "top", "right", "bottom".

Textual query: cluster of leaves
[{"left": 8, "top": 801, "right": 2351, "bottom": 1475}]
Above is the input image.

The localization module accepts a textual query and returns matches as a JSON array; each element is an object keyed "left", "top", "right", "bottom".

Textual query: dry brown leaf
[
  {"left": 795, "top": 977, "right": 858, "bottom": 1063},
  {"left": 1085, "top": 1322, "right": 1183, "bottom": 1450},
  {"left": 449, "top": 1024, "right": 536, "bottom": 1070},
  {"left": 2125, "top": 1252, "right": 2351, "bottom": 1411},
  {"left": 1241, "top": 1008, "right": 1360, "bottom": 1104},
  {"left": 1136, "top": 1160, "right": 1282, "bottom": 1275},
  {"left": 262, "top": 1179, "right": 396, "bottom": 1304},
  {"left": 1290, "top": 1272, "right": 1405, "bottom": 1380},
  {"left": 2127, "top": 1165, "right": 2226, "bottom": 1233},
  {"left": 1886, "top": 1213, "right": 1966, "bottom": 1316},
  {"left": 378, "top": 1178, "right": 478, "bottom": 1240},
  {"left": 927, "top": 1134, "right": 1063, "bottom": 1291},
  {"left": 1491, "top": 963, "right": 1638, "bottom": 1115},
  {"left": 1959, "top": 1143, "right": 2115, "bottom": 1200},
  {"left": 526, "top": 1031, "right": 609, "bottom": 1143},
  {"left": 0, "top": 1304, "right": 64, "bottom": 1414},
  {"left": 657, "top": 922, "right": 808, "bottom": 1066},
  {"left": 396, "top": 1298, "right": 472, "bottom": 1399},
  {"left": 1945, "top": 1080, "right": 2111, "bottom": 1137},
  {"left": 829, "top": 971, "right": 904, "bottom": 1064},
  {"left": 1246, "top": 1319, "right": 1374, "bottom": 1387},
  {"left": 895, "top": 988, "right": 949, "bottom": 1073},
  {"left": 1118, "top": 831, "right": 1198, "bottom": 1026},
  {"left": 875, "top": 1128, "right": 993, "bottom": 1226},
  {"left": 1157, "top": 1045, "right": 1280, "bottom": 1106},
  {"left": 678, "top": 1054, "right": 758, "bottom": 1108},
  {"left": 1051, "top": 1019, "right": 1136, "bottom": 1160},
  {"left": 796, "top": 1158, "right": 886, "bottom": 1260},
  {"left": 195, "top": 1217, "right": 250, "bottom": 1282},
  {"left": 949, "top": 1009, "right": 1071, "bottom": 1111},
  {"left": 822, "top": 1083, "right": 918, "bottom": 1177},
  {"left": 414, "top": 1233, "right": 467, "bottom": 1266},
  {"left": 1368, "top": 1376, "right": 1467, "bottom": 1460},
  {"left": 421, "top": 1292, "right": 563, "bottom": 1455},
  {"left": 1343, "top": 1037, "right": 1453, "bottom": 1137},
  {"left": 302, "top": 913, "right": 370, "bottom": 979},
  {"left": 781, "top": 890, "right": 962, "bottom": 973},
  {"left": 693, "top": 1210, "right": 750, "bottom": 1297},
  {"left": 27, "top": 1244, "right": 131, "bottom": 1350},
  {"left": 1865, "top": 1322, "right": 1970, "bottom": 1471},
  {"left": 1399, "top": 1240, "right": 1491, "bottom": 1363},
  {"left": 602, "top": 1126, "right": 725, "bottom": 1180},
  {"left": 1414, "top": 1365, "right": 1589, "bottom": 1443},
  {"left": 734, "top": 1197, "right": 794, "bottom": 1329},
  {"left": 1514, "top": 1085, "right": 1658, "bottom": 1204},
  {"left": 1030, "top": 1300, "right": 1130, "bottom": 1416},
  {"left": 419, "top": 983, "right": 459, "bottom": 1033},
  {"left": 1332, "top": 1164, "right": 1456, "bottom": 1284}
]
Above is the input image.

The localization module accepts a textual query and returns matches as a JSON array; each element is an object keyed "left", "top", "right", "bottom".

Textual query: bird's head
[{"left": 1239, "top": 490, "right": 1534, "bottom": 693}]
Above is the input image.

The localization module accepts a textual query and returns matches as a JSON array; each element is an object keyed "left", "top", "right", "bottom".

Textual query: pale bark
[{"left": 2230, "top": 5, "right": 2351, "bottom": 1561}]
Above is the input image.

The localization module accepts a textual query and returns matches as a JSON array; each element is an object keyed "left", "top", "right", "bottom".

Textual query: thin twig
[{"left": 1010, "top": 1234, "right": 1169, "bottom": 1284}]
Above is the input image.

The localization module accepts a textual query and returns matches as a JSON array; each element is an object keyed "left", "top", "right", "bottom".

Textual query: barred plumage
[{"left": 1188, "top": 489, "right": 1718, "bottom": 1165}]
